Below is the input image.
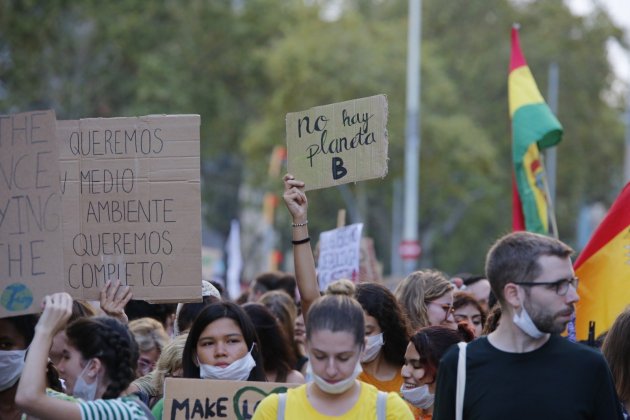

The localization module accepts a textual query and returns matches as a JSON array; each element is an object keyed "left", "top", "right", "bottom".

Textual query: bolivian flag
[
  {"left": 509, "top": 25, "right": 563, "bottom": 234},
  {"left": 574, "top": 183, "right": 630, "bottom": 340}
]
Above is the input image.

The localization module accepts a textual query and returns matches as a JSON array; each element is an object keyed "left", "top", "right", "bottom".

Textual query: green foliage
[{"left": 0, "top": 0, "right": 625, "bottom": 274}]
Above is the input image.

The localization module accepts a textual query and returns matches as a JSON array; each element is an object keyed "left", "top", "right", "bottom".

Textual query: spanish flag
[
  {"left": 509, "top": 25, "right": 562, "bottom": 234},
  {"left": 574, "top": 182, "right": 630, "bottom": 340}
]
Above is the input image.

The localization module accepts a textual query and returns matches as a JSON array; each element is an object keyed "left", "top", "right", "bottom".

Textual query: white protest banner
[
  {"left": 286, "top": 95, "right": 388, "bottom": 191},
  {"left": 57, "top": 115, "right": 201, "bottom": 302},
  {"left": 317, "top": 223, "right": 363, "bottom": 291},
  {"left": 163, "top": 378, "right": 297, "bottom": 420},
  {"left": 0, "top": 110, "right": 64, "bottom": 317}
]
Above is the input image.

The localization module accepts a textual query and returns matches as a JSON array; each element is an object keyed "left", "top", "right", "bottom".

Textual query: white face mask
[
  {"left": 0, "top": 349, "right": 26, "bottom": 392},
  {"left": 198, "top": 346, "right": 256, "bottom": 381},
  {"left": 361, "top": 333, "right": 384, "bottom": 363},
  {"left": 512, "top": 296, "right": 546, "bottom": 339},
  {"left": 400, "top": 384, "right": 435, "bottom": 409},
  {"left": 308, "top": 359, "right": 362, "bottom": 395},
  {"left": 72, "top": 359, "right": 98, "bottom": 401}
]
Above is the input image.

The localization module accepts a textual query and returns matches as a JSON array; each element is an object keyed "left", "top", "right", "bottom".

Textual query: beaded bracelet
[{"left": 291, "top": 221, "right": 308, "bottom": 227}]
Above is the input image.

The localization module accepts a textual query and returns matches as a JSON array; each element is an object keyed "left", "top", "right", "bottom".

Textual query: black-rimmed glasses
[{"left": 513, "top": 276, "right": 579, "bottom": 296}]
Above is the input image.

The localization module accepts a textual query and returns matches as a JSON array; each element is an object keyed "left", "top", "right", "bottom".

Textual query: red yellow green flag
[
  {"left": 509, "top": 26, "right": 563, "bottom": 234},
  {"left": 574, "top": 182, "right": 630, "bottom": 340}
]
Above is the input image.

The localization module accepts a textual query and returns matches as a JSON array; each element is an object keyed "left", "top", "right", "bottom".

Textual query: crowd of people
[{"left": 0, "top": 174, "right": 627, "bottom": 419}]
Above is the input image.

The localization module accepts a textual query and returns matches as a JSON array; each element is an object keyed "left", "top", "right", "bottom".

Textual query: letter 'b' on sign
[{"left": 332, "top": 157, "right": 347, "bottom": 180}]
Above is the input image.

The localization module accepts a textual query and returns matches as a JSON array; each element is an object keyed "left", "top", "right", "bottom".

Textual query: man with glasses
[{"left": 434, "top": 231, "right": 622, "bottom": 419}]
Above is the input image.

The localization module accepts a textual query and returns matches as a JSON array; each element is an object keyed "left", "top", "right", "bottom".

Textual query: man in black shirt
[{"left": 433, "top": 231, "right": 622, "bottom": 420}]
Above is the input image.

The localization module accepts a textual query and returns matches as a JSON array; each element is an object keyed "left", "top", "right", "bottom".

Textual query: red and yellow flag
[
  {"left": 509, "top": 26, "right": 562, "bottom": 234},
  {"left": 574, "top": 182, "right": 630, "bottom": 340}
]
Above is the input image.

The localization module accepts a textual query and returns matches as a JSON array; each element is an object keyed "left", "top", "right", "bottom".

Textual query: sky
[{"left": 566, "top": 0, "right": 630, "bottom": 90}]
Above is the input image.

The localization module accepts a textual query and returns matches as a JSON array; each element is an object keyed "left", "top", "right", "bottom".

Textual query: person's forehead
[
  {"left": 534, "top": 255, "right": 574, "bottom": 281},
  {"left": 0, "top": 319, "right": 27, "bottom": 348},
  {"left": 308, "top": 329, "right": 358, "bottom": 352}
]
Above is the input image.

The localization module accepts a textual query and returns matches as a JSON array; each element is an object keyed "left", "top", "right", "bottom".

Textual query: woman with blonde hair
[
  {"left": 129, "top": 317, "right": 170, "bottom": 378},
  {"left": 254, "top": 295, "right": 413, "bottom": 419},
  {"left": 325, "top": 279, "right": 356, "bottom": 296},
  {"left": 394, "top": 270, "right": 456, "bottom": 332},
  {"left": 128, "top": 334, "right": 187, "bottom": 411}
]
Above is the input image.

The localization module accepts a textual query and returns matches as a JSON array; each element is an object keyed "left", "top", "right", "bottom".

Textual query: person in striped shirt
[{"left": 16, "top": 292, "right": 153, "bottom": 419}]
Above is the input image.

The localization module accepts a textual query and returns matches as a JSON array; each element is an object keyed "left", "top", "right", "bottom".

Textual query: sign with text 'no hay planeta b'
[
  {"left": 0, "top": 110, "right": 65, "bottom": 317},
  {"left": 57, "top": 115, "right": 201, "bottom": 302},
  {"left": 286, "top": 95, "right": 388, "bottom": 191}
]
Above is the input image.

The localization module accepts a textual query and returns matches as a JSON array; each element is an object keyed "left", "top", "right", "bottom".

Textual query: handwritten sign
[
  {"left": 317, "top": 223, "right": 363, "bottom": 291},
  {"left": 57, "top": 115, "right": 201, "bottom": 302},
  {"left": 286, "top": 95, "right": 388, "bottom": 191},
  {"left": 163, "top": 378, "right": 296, "bottom": 420},
  {"left": 359, "top": 237, "right": 382, "bottom": 284},
  {"left": 0, "top": 110, "right": 64, "bottom": 317}
]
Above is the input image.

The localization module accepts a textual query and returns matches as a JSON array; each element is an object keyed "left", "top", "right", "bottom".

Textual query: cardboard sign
[
  {"left": 57, "top": 115, "right": 201, "bottom": 302},
  {"left": 317, "top": 223, "right": 363, "bottom": 291},
  {"left": 163, "top": 378, "right": 296, "bottom": 420},
  {"left": 286, "top": 95, "right": 388, "bottom": 191},
  {"left": 359, "top": 237, "right": 382, "bottom": 284},
  {"left": 0, "top": 110, "right": 65, "bottom": 317}
]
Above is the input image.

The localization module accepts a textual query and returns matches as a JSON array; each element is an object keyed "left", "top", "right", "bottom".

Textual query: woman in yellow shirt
[{"left": 254, "top": 294, "right": 413, "bottom": 419}]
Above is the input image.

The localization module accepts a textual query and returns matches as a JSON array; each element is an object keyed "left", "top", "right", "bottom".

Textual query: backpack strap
[
  {"left": 277, "top": 392, "right": 287, "bottom": 420},
  {"left": 456, "top": 341, "right": 468, "bottom": 420},
  {"left": 376, "top": 391, "right": 387, "bottom": 420}
]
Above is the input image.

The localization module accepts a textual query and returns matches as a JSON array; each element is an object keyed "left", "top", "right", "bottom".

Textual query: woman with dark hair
[
  {"left": 354, "top": 283, "right": 411, "bottom": 394},
  {"left": 16, "top": 293, "right": 152, "bottom": 419},
  {"left": 152, "top": 301, "right": 266, "bottom": 418},
  {"left": 0, "top": 314, "right": 63, "bottom": 419},
  {"left": 258, "top": 290, "right": 307, "bottom": 374},
  {"left": 401, "top": 324, "right": 474, "bottom": 418},
  {"left": 181, "top": 301, "right": 266, "bottom": 381},
  {"left": 602, "top": 306, "right": 630, "bottom": 418},
  {"left": 242, "top": 303, "right": 304, "bottom": 383},
  {"left": 452, "top": 291, "right": 487, "bottom": 337},
  {"left": 254, "top": 295, "right": 413, "bottom": 419}
]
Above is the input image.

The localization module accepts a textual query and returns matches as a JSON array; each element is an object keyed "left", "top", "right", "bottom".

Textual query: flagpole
[{"left": 539, "top": 153, "right": 559, "bottom": 239}]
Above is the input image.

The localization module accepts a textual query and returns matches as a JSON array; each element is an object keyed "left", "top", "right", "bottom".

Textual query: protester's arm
[
  {"left": 16, "top": 293, "right": 81, "bottom": 420},
  {"left": 432, "top": 347, "right": 459, "bottom": 420},
  {"left": 282, "top": 174, "right": 319, "bottom": 318},
  {"left": 100, "top": 279, "right": 132, "bottom": 323}
]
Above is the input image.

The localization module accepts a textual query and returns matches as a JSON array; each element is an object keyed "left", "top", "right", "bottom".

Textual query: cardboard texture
[
  {"left": 57, "top": 115, "right": 201, "bottom": 302},
  {"left": 286, "top": 94, "right": 388, "bottom": 191},
  {"left": 359, "top": 237, "right": 382, "bottom": 284},
  {"left": 317, "top": 223, "right": 363, "bottom": 291},
  {"left": 163, "top": 378, "right": 296, "bottom": 420},
  {"left": 0, "top": 110, "right": 65, "bottom": 317}
]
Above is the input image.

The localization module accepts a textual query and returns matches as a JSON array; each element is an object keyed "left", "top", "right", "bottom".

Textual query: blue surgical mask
[
  {"left": 400, "top": 384, "right": 434, "bottom": 409},
  {"left": 0, "top": 349, "right": 27, "bottom": 392},
  {"left": 361, "top": 333, "right": 384, "bottom": 363},
  {"left": 73, "top": 359, "right": 98, "bottom": 401}
]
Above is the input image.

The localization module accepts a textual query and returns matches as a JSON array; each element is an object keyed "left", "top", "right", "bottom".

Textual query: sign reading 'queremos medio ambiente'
[
  {"left": 286, "top": 95, "right": 388, "bottom": 191},
  {"left": 57, "top": 115, "right": 201, "bottom": 302}
]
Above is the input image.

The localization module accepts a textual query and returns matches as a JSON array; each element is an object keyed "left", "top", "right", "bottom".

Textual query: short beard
[{"left": 523, "top": 296, "right": 569, "bottom": 334}]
